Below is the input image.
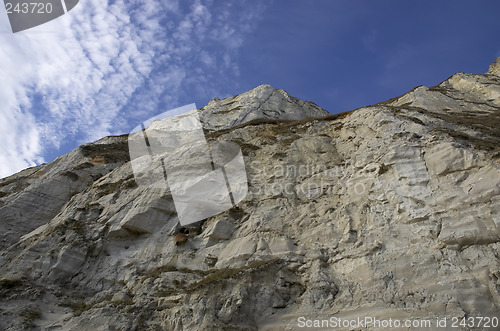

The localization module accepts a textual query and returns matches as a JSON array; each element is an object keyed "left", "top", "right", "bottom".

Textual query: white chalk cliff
[{"left": 0, "top": 58, "right": 499, "bottom": 330}]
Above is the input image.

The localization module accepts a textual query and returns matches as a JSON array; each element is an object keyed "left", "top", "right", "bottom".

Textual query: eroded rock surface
[{"left": 0, "top": 60, "right": 500, "bottom": 330}]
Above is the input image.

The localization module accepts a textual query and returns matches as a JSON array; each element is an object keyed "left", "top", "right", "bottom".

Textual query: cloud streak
[{"left": 0, "top": 0, "right": 266, "bottom": 178}]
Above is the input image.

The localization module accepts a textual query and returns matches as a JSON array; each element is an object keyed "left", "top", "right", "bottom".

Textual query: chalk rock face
[
  {"left": 0, "top": 59, "right": 500, "bottom": 330},
  {"left": 489, "top": 57, "right": 500, "bottom": 76},
  {"left": 199, "top": 84, "right": 329, "bottom": 131}
]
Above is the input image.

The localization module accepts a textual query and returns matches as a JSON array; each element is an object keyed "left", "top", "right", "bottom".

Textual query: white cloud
[{"left": 0, "top": 0, "right": 266, "bottom": 178}]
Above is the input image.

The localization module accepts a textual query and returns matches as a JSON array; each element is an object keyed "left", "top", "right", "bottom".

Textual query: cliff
[{"left": 0, "top": 59, "right": 499, "bottom": 330}]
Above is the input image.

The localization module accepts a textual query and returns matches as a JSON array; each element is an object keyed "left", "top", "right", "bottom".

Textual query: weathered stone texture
[{"left": 1, "top": 59, "right": 500, "bottom": 330}]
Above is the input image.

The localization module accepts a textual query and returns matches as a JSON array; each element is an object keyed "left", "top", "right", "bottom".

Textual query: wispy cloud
[{"left": 0, "top": 0, "right": 266, "bottom": 178}]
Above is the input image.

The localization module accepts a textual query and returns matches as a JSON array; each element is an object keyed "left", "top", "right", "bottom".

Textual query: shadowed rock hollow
[{"left": 0, "top": 58, "right": 499, "bottom": 330}]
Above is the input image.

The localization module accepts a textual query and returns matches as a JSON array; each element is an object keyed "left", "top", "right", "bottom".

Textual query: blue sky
[{"left": 0, "top": 0, "right": 499, "bottom": 178}]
